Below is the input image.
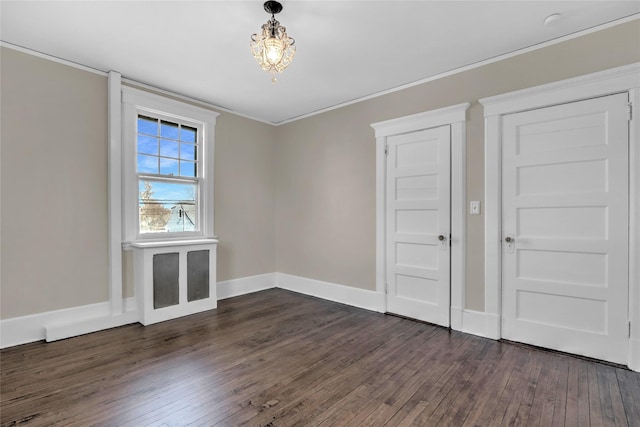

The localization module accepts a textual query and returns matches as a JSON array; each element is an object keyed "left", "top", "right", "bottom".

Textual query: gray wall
[
  {"left": 1, "top": 20, "right": 639, "bottom": 319},
  {"left": 274, "top": 20, "right": 640, "bottom": 311},
  {"left": 1, "top": 48, "right": 277, "bottom": 318},
  {"left": 1, "top": 48, "right": 109, "bottom": 318},
  {"left": 215, "top": 112, "right": 276, "bottom": 282}
]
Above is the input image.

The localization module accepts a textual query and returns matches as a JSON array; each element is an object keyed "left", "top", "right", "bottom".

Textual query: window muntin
[
  {"left": 136, "top": 116, "right": 198, "bottom": 177},
  {"left": 122, "top": 86, "right": 218, "bottom": 242},
  {"left": 136, "top": 114, "right": 202, "bottom": 235}
]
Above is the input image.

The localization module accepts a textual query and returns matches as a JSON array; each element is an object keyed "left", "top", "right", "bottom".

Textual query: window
[
  {"left": 122, "top": 87, "right": 218, "bottom": 241},
  {"left": 136, "top": 115, "right": 200, "bottom": 234}
]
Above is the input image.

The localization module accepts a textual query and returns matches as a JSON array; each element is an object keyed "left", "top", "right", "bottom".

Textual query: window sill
[{"left": 122, "top": 237, "right": 218, "bottom": 251}]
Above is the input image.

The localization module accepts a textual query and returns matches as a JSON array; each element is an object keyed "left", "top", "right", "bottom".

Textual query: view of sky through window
[{"left": 137, "top": 115, "right": 199, "bottom": 233}]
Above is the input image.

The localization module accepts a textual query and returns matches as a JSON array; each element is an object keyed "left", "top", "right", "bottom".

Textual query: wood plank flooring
[{"left": 1, "top": 289, "right": 638, "bottom": 426}]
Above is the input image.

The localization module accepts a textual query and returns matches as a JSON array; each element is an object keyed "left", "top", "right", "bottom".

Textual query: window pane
[
  {"left": 138, "top": 116, "right": 158, "bottom": 135},
  {"left": 160, "top": 158, "right": 179, "bottom": 176},
  {"left": 160, "top": 139, "right": 179, "bottom": 158},
  {"left": 138, "top": 135, "right": 158, "bottom": 155},
  {"left": 167, "top": 202, "right": 197, "bottom": 232},
  {"left": 161, "top": 121, "right": 179, "bottom": 139},
  {"left": 181, "top": 126, "right": 197, "bottom": 143},
  {"left": 139, "top": 180, "right": 198, "bottom": 233},
  {"left": 137, "top": 154, "right": 158, "bottom": 174},
  {"left": 180, "top": 161, "right": 196, "bottom": 177},
  {"left": 180, "top": 143, "right": 196, "bottom": 161}
]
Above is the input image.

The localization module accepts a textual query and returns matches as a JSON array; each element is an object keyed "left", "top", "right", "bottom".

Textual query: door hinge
[
  {"left": 628, "top": 321, "right": 632, "bottom": 339},
  {"left": 385, "top": 283, "right": 389, "bottom": 294},
  {"left": 384, "top": 145, "right": 389, "bottom": 156},
  {"left": 628, "top": 103, "right": 633, "bottom": 121}
]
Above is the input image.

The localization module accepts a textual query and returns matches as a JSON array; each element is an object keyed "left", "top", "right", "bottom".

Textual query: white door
[
  {"left": 502, "top": 93, "right": 629, "bottom": 364},
  {"left": 386, "top": 125, "right": 451, "bottom": 327}
]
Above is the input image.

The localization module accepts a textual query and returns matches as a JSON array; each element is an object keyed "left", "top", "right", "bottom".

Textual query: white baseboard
[
  {"left": 276, "top": 273, "right": 384, "bottom": 313},
  {"left": 630, "top": 337, "right": 640, "bottom": 372},
  {"left": 1, "top": 273, "right": 367, "bottom": 349},
  {"left": 451, "top": 306, "right": 497, "bottom": 338},
  {"left": 46, "top": 307, "right": 139, "bottom": 342},
  {"left": 0, "top": 298, "right": 137, "bottom": 348},
  {"left": 462, "top": 309, "right": 493, "bottom": 338},
  {"left": 1, "top": 273, "right": 278, "bottom": 349},
  {"left": 217, "top": 273, "right": 276, "bottom": 300},
  {"left": 450, "top": 306, "right": 464, "bottom": 331},
  {"left": 484, "top": 312, "right": 501, "bottom": 340},
  {"left": 3, "top": 273, "right": 636, "bottom": 371}
]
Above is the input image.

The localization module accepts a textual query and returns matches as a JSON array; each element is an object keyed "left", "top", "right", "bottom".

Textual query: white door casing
[
  {"left": 501, "top": 93, "right": 629, "bottom": 365},
  {"left": 481, "top": 63, "right": 640, "bottom": 370},
  {"left": 372, "top": 102, "right": 469, "bottom": 329},
  {"left": 385, "top": 126, "right": 451, "bottom": 326}
]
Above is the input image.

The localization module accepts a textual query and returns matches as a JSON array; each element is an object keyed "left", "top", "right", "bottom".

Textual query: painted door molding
[
  {"left": 371, "top": 102, "right": 470, "bottom": 329},
  {"left": 480, "top": 62, "right": 640, "bottom": 371}
]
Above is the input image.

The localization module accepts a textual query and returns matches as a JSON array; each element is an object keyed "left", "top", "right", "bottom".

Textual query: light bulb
[{"left": 265, "top": 37, "right": 284, "bottom": 64}]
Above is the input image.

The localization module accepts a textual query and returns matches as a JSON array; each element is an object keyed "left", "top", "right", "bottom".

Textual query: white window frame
[{"left": 122, "top": 86, "right": 219, "bottom": 243}]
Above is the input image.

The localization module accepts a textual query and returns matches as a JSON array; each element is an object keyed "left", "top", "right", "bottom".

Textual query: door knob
[
  {"left": 504, "top": 235, "right": 515, "bottom": 254},
  {"left": 438, "top": 234, "right": 448, "bottom": 251}
]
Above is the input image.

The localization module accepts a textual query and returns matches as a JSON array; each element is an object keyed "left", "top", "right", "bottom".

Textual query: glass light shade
[{"left": 250, "top": 16, "right": 295, "bottom": 80}]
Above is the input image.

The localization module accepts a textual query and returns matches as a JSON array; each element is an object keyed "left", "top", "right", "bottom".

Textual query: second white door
[
  {"left": 501, "top": 92, "right": 630, "bottom": 365},
  {"left": 386, "top": 125, "right": 451, "bottom": 327}
]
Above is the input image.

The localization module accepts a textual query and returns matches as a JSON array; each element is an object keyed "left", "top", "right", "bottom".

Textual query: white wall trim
[
  {"left": 373, "top": 127, "right": 388, "bottom": 314},
  {"left": 460, "top": 309, "right": 488, "bottom": 337},
  {"left": 0, "top": 41, "right": 272, "bottom": 125},
  {"left": 5, "top": 15, "right": 639, "bottom": 127},
  {"left": 371, "top": 103, "right": 470, "bottom": 138},
  {"left": 1, "top": 271, "right": 499, "bottom": 350},
  {"left": 371, "top": 102, "right": 470, "bottom": 328},
  {"left": 120, "top": 86, "right": 219, "bottom": 244},
  {"left": 481, "top": 62, "right": 640, "bottom": 371},
  {"left": 450, "top": 119, "right": 467, "bottom": 331},
  {"left": 482, "top": 113, "right": 503, "bottom": 332},
  {"left": 120, "top": 79, "right": 273, "bottom": 126},
  {"left": 480, "top": 63, "right": 640, "bottom": 116},
  {"left": 629, "top": 87, "right": 640, "bottom": 372},
  {"left": 108, "top": 71, "right": 124, "bottom": 315},
  {"left": 0, "top": 298, "right": 137, "bottom": 348},
  {"left": 45, "top": 306, "right": 138, "bottom": 343},
  {"left": 0, "top": 41, "right": 109, "bottom": 76},
  {"left": 275, "top": 15, "right": 640, "bottom": 126},
  {"left": 631, "top": 338, "right": 640, "bottom": 372},
  {"left": 0, "top": 273, "right": 274, "bottom": 349},
  {"left": 217, "top": 273, "right": 277, "bottom": 300},
  {"left": 276, "top": 273, "right": 384, "bottom": 313},
  {"left": 121, "top": 86, "right": 221, "bottom": 125}
]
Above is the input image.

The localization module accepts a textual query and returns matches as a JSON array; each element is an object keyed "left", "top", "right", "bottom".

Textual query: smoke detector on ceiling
[{"left": 544, "top": 13, "right": 562, "bottom": 27}]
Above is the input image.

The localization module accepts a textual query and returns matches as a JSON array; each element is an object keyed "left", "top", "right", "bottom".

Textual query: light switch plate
[{"left": 470, "top": 201, "right": 481, "bottom": 215}]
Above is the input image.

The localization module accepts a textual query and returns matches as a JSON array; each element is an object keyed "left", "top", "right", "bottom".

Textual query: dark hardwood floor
[{"left": 1, "top": 289, "right": 638, "bottom": 426}]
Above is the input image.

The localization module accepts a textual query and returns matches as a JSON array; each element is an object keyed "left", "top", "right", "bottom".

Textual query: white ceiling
[{"left": 1, "top": 1, "right": 639, "bottom": 124}]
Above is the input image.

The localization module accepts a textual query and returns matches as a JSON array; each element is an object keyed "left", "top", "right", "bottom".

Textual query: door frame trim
[
  {"left": 371, "top": 102, "right": 470, "bottom": 329},
  {"left": 480, "top": 62, "right": 640, "bottom": 371}
]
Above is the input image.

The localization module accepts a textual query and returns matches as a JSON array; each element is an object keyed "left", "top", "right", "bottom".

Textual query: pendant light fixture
[{"left": 250, "top": 1, "right": 296, "bottom": 83}]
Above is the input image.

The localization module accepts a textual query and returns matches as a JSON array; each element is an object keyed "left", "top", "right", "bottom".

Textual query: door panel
[
  {"left": 386, "top": 125, "right": 451, "bottom": 326},
  {"left": 502, "top": 93, "right": 629, "bottom": 364}
]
